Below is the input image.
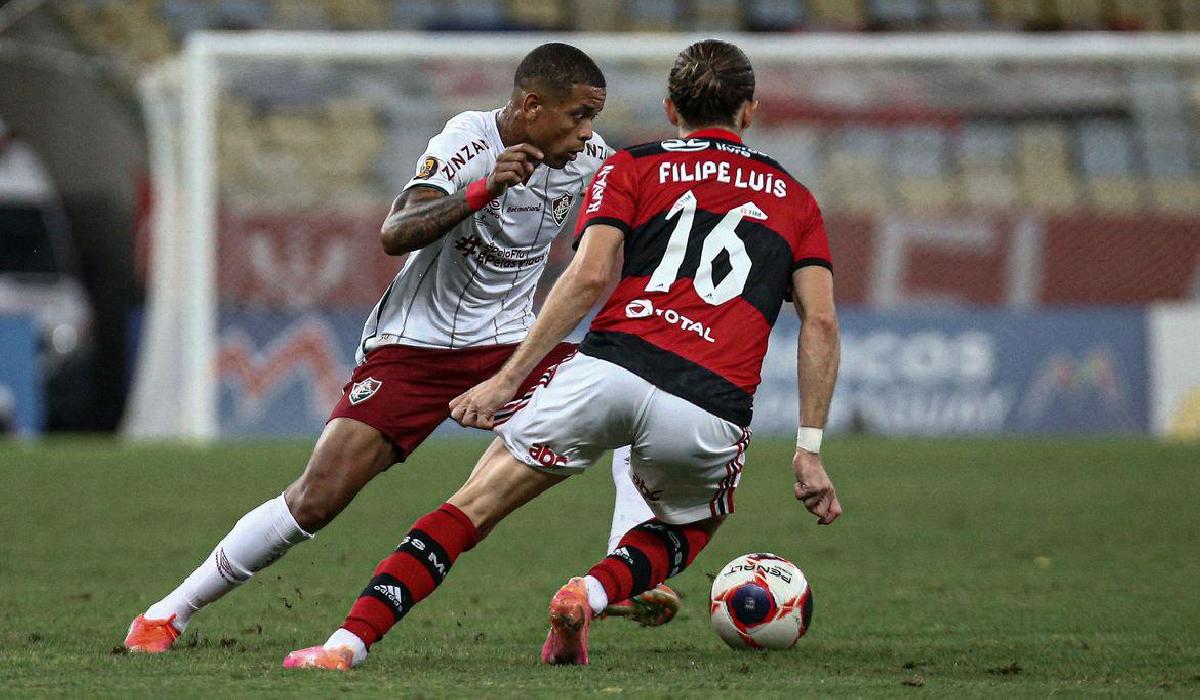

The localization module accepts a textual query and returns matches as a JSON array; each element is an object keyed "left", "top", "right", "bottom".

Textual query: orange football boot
[
  {"left": 123, "top": 614, "right": 181, "bottom": 653},
  {"left": 282, "top": 645, "right": 355, "bottom": 670},
  {"left": 540, "top": 577, "right": 593, "bottom": 665}
]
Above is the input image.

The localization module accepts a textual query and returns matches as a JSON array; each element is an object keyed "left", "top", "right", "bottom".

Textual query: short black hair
[
  {"left": 514, "top": 43, "right": 606, "bottom": 98},
  {"left": 668, "top": 39, "right": 755, "bottom": 128}
]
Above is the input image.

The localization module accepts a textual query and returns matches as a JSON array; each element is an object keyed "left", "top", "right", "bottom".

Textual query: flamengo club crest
[
  {"left": 551, "top": 192, "right": 574, "bottom": 226},
  {"left": 349, "top": 378, "right": 382, "bottom": 405}
]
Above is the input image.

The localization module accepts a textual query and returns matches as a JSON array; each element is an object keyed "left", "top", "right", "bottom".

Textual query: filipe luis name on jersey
[{"left": 657, "top": 158, "right": 788, "bottom": 198}]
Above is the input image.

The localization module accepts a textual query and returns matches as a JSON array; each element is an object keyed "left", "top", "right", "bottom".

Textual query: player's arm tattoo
[{"left": 379, "top": 186, "right": 475, "bottom": 256}]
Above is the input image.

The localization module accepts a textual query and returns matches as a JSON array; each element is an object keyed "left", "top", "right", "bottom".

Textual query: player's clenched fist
[
  {"left": 486, "top": 143, "right": 544, "bottom": 196},
  {"left": 792, "top": 451, "right": 842, "bottom": 525}
]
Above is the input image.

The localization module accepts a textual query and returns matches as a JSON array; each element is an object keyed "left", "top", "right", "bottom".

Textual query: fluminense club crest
[
  {"left": 349, "top": 377, "right": 383, "bottom": 405},
  {"left": 551, "top": 192, "right": 574, "bottom": 226}
]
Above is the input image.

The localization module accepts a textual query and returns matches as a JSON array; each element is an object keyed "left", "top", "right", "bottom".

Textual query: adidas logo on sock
[
  {"left": 374, "top": 584, "right": 406, "bottom": 613},
  {"left": 611, "top": 547, "right": 636, "bottom": 567}
]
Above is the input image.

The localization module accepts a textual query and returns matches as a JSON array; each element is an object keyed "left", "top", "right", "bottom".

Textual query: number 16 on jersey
[{"left": 645, "top": 190, "right": 766, "bottom": 306}]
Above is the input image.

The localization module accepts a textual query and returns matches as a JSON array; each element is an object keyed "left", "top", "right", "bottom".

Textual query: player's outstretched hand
[
  {"left": 486, "top": 144, "right": 543, "bottom": 196},
  {"left": 792, "top": 451, "right": 842, "bottom": 525},
  {"left": 450, "top": 375, "right": 519, "bottom": 430}
]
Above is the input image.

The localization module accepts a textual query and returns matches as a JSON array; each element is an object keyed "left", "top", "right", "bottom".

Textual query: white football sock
[
  {"left": 325, "top": 628, "right": 368, "bottom": 667},
  {"left": 583, "top": 575, "right": 610, "bottom": 616},
  {"left": 144, "top": 494, "right": 312, "bottom": 630},
  {"left": 608, "top": 446, "right": 655, "bottom": 553}
]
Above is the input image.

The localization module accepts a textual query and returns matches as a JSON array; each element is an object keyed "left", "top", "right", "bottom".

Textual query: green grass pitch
[{"left": 1, "top": 436, "right": 1198, "bottom": 695}]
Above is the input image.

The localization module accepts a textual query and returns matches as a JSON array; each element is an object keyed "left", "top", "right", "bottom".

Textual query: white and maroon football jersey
[{"left": 357, "top": 109, "right": 613, "bottom": 360}]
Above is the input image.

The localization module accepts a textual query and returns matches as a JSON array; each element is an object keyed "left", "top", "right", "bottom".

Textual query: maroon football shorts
[{"left": 327, "top": 341, "right": 578, "bottom": 461}]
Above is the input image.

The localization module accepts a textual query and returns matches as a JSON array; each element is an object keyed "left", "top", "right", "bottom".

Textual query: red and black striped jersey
[{"left": 574, "top": 128, "right": 831, "bottom": 426}]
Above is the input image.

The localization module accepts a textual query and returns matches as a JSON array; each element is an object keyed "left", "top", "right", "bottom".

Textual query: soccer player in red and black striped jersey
[{"left": 283, "top": 39, "right": 842, "bottom": 670}]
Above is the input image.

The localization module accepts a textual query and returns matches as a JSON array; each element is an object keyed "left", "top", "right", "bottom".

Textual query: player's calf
[
  {"left": 581, "top": 517, "right": 720, "bottom": 619},
  {"left": 126, "top": 419, "right": 395, "bottom": 652},
  {"left": 126, "top": 493, "right": 313, "bottom": 650},
  {"left": 287, "top": 446, "right": 566, "bottom": 668},
  {"left": 339, "top": 504, "right": 478, "bottom": 649},
  {"left": 282, "top": 503, "right": 478, "bottom": 670}
]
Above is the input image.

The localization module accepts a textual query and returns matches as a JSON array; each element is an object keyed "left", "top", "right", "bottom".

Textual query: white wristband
[{"left": 796, "top": 427, "right": 823, "bottom": 454}]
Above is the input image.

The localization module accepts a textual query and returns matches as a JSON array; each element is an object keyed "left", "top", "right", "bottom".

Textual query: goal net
[{"left": 126, "top": 32, "right": 1200, "bottom": 440}]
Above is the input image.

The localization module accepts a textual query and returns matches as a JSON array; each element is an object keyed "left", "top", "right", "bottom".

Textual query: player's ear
[
  {"left": 663, "top": 98, "right": 680, "bottom": 127},
  {"left": 739, "top": 100, "right": 759, "bottom": 130},
  {"left": 520, "top": 90, "right": 543, "bottom": 120}
]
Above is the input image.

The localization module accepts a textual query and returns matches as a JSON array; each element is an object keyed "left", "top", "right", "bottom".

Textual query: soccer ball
[{"left": 709, "top": 552, "right": 813, "bottom": 650}]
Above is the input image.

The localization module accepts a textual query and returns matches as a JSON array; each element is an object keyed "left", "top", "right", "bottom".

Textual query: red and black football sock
[
  {"left": 587, "top": 518, "right": 712, "bottom": 603},
  {"left": 341, "top": 503, "right": 477, "bottom": 648}
]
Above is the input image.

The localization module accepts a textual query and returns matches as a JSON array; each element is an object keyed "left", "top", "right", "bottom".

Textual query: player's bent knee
[
  {"left": 284, "top": 476, "right": 344, "bottom": 532},
  {"left": 284, "top": 420, "right": 396, "bottom": 531},
  {"left": 284, "top": 456, "right": 369, "bottom": 531}
]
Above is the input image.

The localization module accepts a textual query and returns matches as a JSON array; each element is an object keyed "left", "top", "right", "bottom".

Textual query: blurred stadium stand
[
  {"left": 52, "top": 0, "right": 1200, "bottom": 50},
  {"left": 2, "top": 0, "right": 1199, "bottom": 435},
  {"left": 51, "top": 2, "right": 1200, "bottom": 225}
]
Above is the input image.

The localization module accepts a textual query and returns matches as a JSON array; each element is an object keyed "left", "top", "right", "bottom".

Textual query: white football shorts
[{"left": 494, "top": 351, "right": 751, "bottom": 524}]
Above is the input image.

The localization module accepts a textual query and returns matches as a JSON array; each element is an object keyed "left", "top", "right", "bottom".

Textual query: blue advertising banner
[
  {"left": 755, "top": 307, "right": 1149, "bottom": 436},
  {"left": 0, "top": 314, "right": 44, "bottom": 436},
  {"left": 214, "top": 307, "right": 588, "bottom": 439},
  {"left": 216, "top": 309, "right": 364, "bottom": 438},
  {"left": 215, "top": 306, "right": 1149, "bottom": 438}
]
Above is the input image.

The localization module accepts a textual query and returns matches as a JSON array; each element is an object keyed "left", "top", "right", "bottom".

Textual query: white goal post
[{"left": 125, "top": 31, "right": 1200, "bottom": 441}]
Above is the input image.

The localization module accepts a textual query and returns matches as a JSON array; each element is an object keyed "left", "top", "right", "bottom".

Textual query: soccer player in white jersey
[
  {"left": 123, "top": 43, "right": 668, "bottom": 654},
  {"left": 280, "top": 38, "right": 841, "bottom": 671}
]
